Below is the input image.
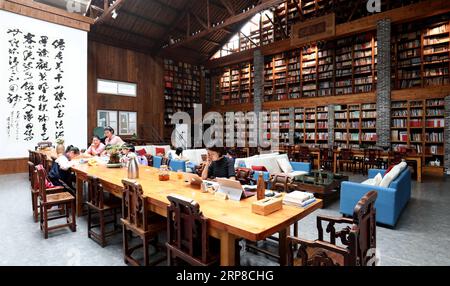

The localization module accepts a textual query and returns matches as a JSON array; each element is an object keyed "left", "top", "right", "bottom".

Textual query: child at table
[
  {"left": 121, "top": 144, "right": 148, "bottom": 166},
  {"left": 48, "top": 145, "right": 80, "bottom": 190}
]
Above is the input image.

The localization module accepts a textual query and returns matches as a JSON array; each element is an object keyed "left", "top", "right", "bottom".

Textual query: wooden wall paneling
[
  {"left": 1, "top": 0, "right": 93, "bottom": 31},
  {"left": 87, "top": 41, "right": 165, "bottom": 145},
  {"left": 0, "top": 158, "right": 28, "bottom": 175}
]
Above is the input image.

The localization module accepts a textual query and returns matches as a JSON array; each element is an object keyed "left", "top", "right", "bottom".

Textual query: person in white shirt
[{"left": 49, "top": 145, "right": 80, "bottom": 188}]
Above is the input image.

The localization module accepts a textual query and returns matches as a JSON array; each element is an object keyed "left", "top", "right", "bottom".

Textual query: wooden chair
[
  {"left": 297, "top": 146, "right": 314, "bottom": 164},
  {"left": 388, "top": 151, "right": 405, "bottom": 166},
  {"left": 270, "top": 174, "right": 293, "bottom": 193},
  {"left": 121, "top": 179, "right": 166, "bottom": 266},
  {"left": 166, "top": 195, "right": 219, "bottom": 266},
  {"left": 246, "top": 174, "right": 298, "bottom": 262},
  {"left": 235, "top": 167, "right": 255, "bottom": 185},
  {"left": 287, "top": 191, "right": 377, "bottom": 266},
  {"left": 363, "top": 149, "right": 382, "bottom": 175},
  {"left": 320, "top": 148, "right": 334, "bottom": 171},
  {"left": 36, "top": 166, "right": 76, "bottom": 239},
  {"left": 86, "top": 176, "right": 121, "bottom": 247},
  {"left": 338, "top": 149, "right": 356, "bottom": 173}
]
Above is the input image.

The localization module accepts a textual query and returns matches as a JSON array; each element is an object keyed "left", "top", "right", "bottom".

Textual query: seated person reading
[
  {"left": 85, "top": 135, "right": 105, "bottom": 156},
  {"left": 201, "top": 147, "right": 236, "bottom": 180},
  {"left": 49, "top": 145, "right": 80, "bottom": 189}
]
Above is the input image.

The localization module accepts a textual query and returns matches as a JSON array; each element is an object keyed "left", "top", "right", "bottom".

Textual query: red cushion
[
  {"left": 252, "top": 166, "right": 268, "bottom": 172},
  {"left": 136, "top": 149, "right": 147, "bottom": 156},
  {"left": 384, "top": 165, "right": 396, "bottom": 176},
  {"left": 155, "top": 147, "right": 166, "bottom": 156}
]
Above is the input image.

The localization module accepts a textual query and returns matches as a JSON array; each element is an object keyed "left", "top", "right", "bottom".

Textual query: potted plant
[
  {"left": 105, "top": 144, "right": 122, "bottom": 165},
  {"left": 55, "top": 138, "right": 65, "bottom": 155}
]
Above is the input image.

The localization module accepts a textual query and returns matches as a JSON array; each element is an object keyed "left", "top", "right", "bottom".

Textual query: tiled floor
[{"left": 0, "top": 173, "right": 449, "bottom": 266}]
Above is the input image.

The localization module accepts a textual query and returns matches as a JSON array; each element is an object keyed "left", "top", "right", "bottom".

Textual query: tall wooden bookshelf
[
  {"left": 392, "top": 17, "right": 450, "bottom": 89},
  {"left": 215, "top": 62, "right": 253, "bottom": 105},
  {"left": 164, "top": 59, "right": 201, "bottom": 126},
  {"left": 334, "top": 103, "right": 378, "bottom": 148},
  {"left": 391, "top": 98, "right": 445, "bottom": 172}
]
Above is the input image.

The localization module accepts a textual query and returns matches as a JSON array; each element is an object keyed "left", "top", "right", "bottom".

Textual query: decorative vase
[{"left": 56, "top": 143, "right": 65, "bottom": 155}]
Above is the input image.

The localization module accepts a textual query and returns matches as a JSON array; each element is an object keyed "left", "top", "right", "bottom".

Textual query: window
[
  {"left": 119, "top": 112, "right": 137, "bottom": 136},
  {"left": 97, "top": 79, "right": 137, "bottom": 97},
  {"left": 97, "top": 110, "right": 118, "bottom": 132},
  {"left": 97, "top": 110, "right": 137, "bottom": 136}
]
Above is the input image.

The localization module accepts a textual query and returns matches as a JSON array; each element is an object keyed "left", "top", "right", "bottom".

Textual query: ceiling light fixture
[{"left": 112, "top": 9, "right": 118, "bottom": 19}]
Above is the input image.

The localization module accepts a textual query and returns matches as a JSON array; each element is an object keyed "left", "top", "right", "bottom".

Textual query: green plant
[
  {"left": 106, "top": 144, "right": 122, "bottom": 164},
  {"left": 56, "top": 138, "right": 65, "bottom": 145}
]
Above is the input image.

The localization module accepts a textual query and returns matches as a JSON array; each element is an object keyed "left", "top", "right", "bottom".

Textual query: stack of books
[{"left": 283, "top": 191, "right": 316, "bottom": 208}]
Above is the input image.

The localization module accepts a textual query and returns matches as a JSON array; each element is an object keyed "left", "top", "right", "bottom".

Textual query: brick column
[
  {"left": 254, "top": 50, "right": 264, "bottom": 148},
  {"left": 445, "top": 96, "right": 450, "bottom": 174},
  {"left": 289, "top": 107, "right": 295, "bottom": 145},
  {"left": 328, "top": 105, "right": 335, "bottom": 147},
  {"left": 376, "top": 19, "right": 392, "bottom": 148}
]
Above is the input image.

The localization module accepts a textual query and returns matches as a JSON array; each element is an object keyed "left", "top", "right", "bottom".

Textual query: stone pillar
[
  {"left": 445, "top": 96, "right": 450, "bottom": 174},
  {"left": 376, "top": 19, "right": 391, "bottom": 148},
  {"left": 289, "top": 107, "right": 295, "bottom": 145},
  {"left": 328, "top": 105, "right": 335, "bottom": 147},
  {"left": 253, "top": 50, "right": 264, "bottom": 148}
]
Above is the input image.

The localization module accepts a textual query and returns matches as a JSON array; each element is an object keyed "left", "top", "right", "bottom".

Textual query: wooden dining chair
[
  {"left": 121, "top": 179, "right": 166, "bottom": 266},
  {"left": 287, "top": 191, "right": 377, "bottom": 266},
  {"left": 319, "top": 148, "right": 334, "bottom": 171},
  {"left": 235, "top": 167, "right": 255, "bottom": 186},
  {"left": 246, "top": 174, "right": 298, "bottom": 263},
  {"left": 166, "top": 195, "right": 219, "bottom": 266},
  {"left": 36, "top": 166, "right": 76, "bottom": 239},
  {"left": 86, "top": 175, "right": 121, "bottom": 247},
  {"left": 338, "top": 149, "right": 356, "bottom": 173},
  {"left": 363, "top": 149, "right": 382, "bottom": 175}
]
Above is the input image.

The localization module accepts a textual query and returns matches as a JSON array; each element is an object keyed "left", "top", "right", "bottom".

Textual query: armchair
[{"left": 288, "top": 191, "right": 377, "bottom": 266}]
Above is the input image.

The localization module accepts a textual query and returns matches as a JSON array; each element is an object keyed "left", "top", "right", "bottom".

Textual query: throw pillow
[
  {"left": 362, "top": 179, "right": 376, "bottom": 186},
  {"left": 384, "top": 165, "right": 396, "bottom": 176},
  {"left": 136, "top": 149, "right": 147, "bottom": 156},
  {"left": 155, "top": 147, "right": 166, "bottom": 156},
  {"left": 277, "top": 157, "right": 293, "bottom": 174},
  {"left": 373, "top": 173, "right": 383, "bottom": 186},
  {"left": 252, "top": 166, "right": 268, "bottom": 172},
  {"left": 380, "top": 165, "right": 400, "bottom": 188}
]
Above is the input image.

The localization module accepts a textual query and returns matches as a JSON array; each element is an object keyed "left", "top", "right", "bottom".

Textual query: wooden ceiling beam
[
  {"left": 218, "top": 0, "right": 236, "bottom": 15},
  {"left": 95, "top": 0, "right": 126, "bottom": 24},
  {"left": 165, "top": 0, "right": 288, "bottom": 49}
]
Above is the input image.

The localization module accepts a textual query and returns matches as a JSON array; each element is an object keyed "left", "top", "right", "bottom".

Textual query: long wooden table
[{"left": 71, "top": 163, "right": 322, "bottom": 266}]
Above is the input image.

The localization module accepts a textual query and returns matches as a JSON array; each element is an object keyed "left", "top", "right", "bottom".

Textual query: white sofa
[
  {"left": 234, "top": 153, "right": 309, "bottom": 178},
  {"left": 167, "top": 149, "right": 207, "bottom": 165},
  {"left": 134, "top": 145, "right": 172, "bottom": 156}
]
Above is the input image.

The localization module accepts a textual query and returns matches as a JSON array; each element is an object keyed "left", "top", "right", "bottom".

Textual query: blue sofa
[
  {"left": 340, "top": 168, "right": 411, "bottom": 227},
  {"left": 169, "top": 159, "right": 187, "bottom": 172},
  {"left": 251, "top": 162, "right": 312, "bottom": 187},
  {"left": 153, "top": 156, "right": 162, "bottom": 169}
]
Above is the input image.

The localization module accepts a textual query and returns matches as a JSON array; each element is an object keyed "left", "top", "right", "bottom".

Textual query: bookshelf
[
  {"left": 164, "top": 59, "right": 201, "bottom": 126},
  {"left": 392, "top": 17, "right": 450, "bottom": 89},
  {"left": 391, "top": 98, "right": 445, "bottom": 172},
  {"left": 292, "top": 106, "right": 329, "bottom": 146},
  {"left": 215, "top": 62, "right": 253, "bottom": 105},
  {"left": 334, "top": 103, "right": 378, "bottom": 148}
]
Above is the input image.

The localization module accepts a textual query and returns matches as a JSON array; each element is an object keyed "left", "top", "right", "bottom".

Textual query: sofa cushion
[
  {"left": 277, "top": 157, "right": 293, "bottom": 173},
  {"left": 252, "top": 166, "right": 268, "bottom": 172},
  {"left": 155, "top": 147, "right": 166, "bottom": 156},
  {"left": 363, "top": 172, "right": 383, "bottom": 186},
  {"left": 288, "top": 171, "right": 309, "bottom": 180},
  {"left": 384, "top": 165, "right": 396, "bottom": 176},
  {"left": 380, "top": 165, "right": 400, "bottom": 187},
  {"left": 136, "top": 149, "right": 147, "bottom": 156}
]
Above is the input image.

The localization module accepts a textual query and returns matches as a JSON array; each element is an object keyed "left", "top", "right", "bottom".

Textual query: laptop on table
[{"left": 215, "top": 178, "right": 256, "bottom": 201}]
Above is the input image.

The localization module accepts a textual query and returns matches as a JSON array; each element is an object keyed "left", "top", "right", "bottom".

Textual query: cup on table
[{"left": 177, "top": 170, "right": 184, "bottom": 180}]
